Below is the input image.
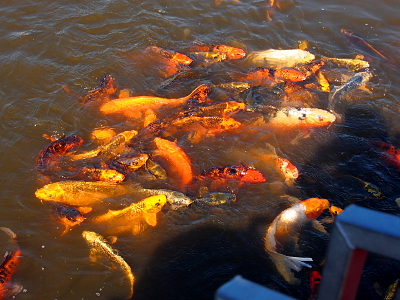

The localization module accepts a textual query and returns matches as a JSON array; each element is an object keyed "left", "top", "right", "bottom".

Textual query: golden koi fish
[
  {"left": 68, "top": 130, "right": 138, "bottom": 161},
  {"left": 322, "top": 56, "right": 370, "bottom": 72},
  {"left": 264, "top": 198, "right": 330, "bottom": 284},
  {"left": 153, "top": 137, "right": 193, "bottom": 188},
  {"left": 35, "top": 181, "right": 131, "bottom": 206},
  {"left": 99, "top": 84, "right": 211, "bottom": 119},
  {"left": 92, "top": 195, "right": 167, "bottom": 236},
  {"left": 82, "top": 230, "right": 134, "bottom": 299}
]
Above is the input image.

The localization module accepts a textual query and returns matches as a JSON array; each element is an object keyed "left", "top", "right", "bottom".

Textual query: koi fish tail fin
[
  {"left": 1, "top": 283, "right": 23, "bottom": 300},
  {"left": 185, "top": 84, "right": 211, "bottom": 102},
  {"left": 268, "top": 250, "right": 313, "bottom": 285}
]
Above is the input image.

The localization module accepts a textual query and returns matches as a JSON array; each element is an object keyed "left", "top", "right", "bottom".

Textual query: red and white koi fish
[{"left": 264, "top": 198, "right": 330, "bottom": 284}]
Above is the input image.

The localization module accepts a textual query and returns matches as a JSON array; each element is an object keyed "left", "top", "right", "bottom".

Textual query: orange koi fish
[
  {"left": 274, "top": 68, "right": 307, "bottom": 82},
  {"left": 371, "top": 140, "right": 400, "bottom": 168},
  {"left": 145, "top": 46, "right": 193, "bottom": 65},
  {"left": 294, "top": 60, "right": 325, "bottom": 78},
  {"left": 192, "top": 43, "right": 246, "bottom": 60},
  {"left": 37, "top": 135, "right": 84, "bottom": 175},
  {"left": 329, "top": 205, "right": 343, "bottom": 217},
  {"left": 264, "top": 198, "right": 330, "bottom": 284},
  {"left": 153, "top": 137, "right": 193, "bottom": 188},
  {"left": 197, "top": 163, "right": 266, "bottom": 183},
  {"left": 0, "top": 227, "right": 23, "bottom": 300},
  {"left": 99, "top": 84, "right": 211, "bottom": 119},
  {"left": 266, "top": 107, "right": 336, "bottom": 129},
  {"left": 179, "top": 101, "right": 246, "bottom": 118},
  {"left": 236, "top": 67, "right": 275, "bottom": 86}
]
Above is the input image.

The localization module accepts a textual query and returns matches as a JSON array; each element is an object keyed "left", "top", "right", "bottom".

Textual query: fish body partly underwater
[
  {"left": 0, "top": 227, "right": 23, "bottom": 300},
  {"left": 153, "top": 137, "right": 193, "bottom": 188},
  {"left": 247, "top": 49, "right": 315, "bottom": 69},
  {"left": 99, "top": 84, "right": 210, "bottom": 119},
  {"left": 266, "top": 107, "right": 336, "bottom": 129},
  {"left": 328, "top": 70, "right": 373, "bottom": 111},
  {"left": 92, "top": 195, "right": 167, "bottom": 236},
  {"left": 264, "top": 198, "right": 330, "bottom": 284},
  {"left": 82, "top": 230, "right": 134, "bottom": 299},
  {"left": 35, "top": 181, "right": 130, "bottom": 206}
]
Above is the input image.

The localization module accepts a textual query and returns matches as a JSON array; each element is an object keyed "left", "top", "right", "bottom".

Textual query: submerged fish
[
  {"left": 247, "top": 49, "right": 315, "bottom": 69},
  {"left": 264, "top": 198, "right": 330, "bottom": 284},
  {"left": 383, "top": 278, "right": 400, "bottom": 300},
  {"left": 308, "top": 270, "right": 322, "bottom": 300},
  {"left": 92, "top": 195, "right": 167, "bottom": 236},
  {"left": 322, "top": 56, "right": 370, "bottom": 72},
  {"left": 37, "top": 135, "right": 84, "bottom": 175},
  {"left": 266, "top": 107, "right": 336, "bottom": 129},
  {"left": 82, "top": 230, "right": 134, "bottom": 299},
  {"left": 99, "top": 84, "right": 211, "bottom": 119},
  {"left": 153, "top": 137, "right": 193, "bottom": 188},
  {"left": 0, "top": 227, "right": 23, "bottom": 300},
  {"left": 111, "top": 153, "right": 149, "bottom": 173},
  {"left": 80, "top": 73, "right": 118, "bottom": 104},
  {"left": 192, "top": 43, "right": 246, "bottom": 60},
  {"left": 328, "top": 70, "right": 373, "bottom": 111},
  {"left": 341, "top": 29, "right": 398, "bottom": 67},
  {"left": 145, "top": 46, "right": 193, "bottom": 65},
  {"left": 273, "top": 68, "right": 307, "bottom": 82},
  {"left": 68, "top": 130, "right": 138, "bottom": 161},
  {"left": 195, "top": 192, "right": 236, "bottom": 206},
  {"left": 197, "top": 163, "right": 266, "bottom": 183},
  {"left": 35, "top": 181, "right": 131, "bottom": 206},
  {"left": 51, "top": 203, "right": 90, "bottom": 235}
]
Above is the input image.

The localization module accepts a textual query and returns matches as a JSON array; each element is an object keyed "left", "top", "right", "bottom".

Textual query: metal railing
[{"left": 215, "top": 204, "right": 400, "bottom": 300}]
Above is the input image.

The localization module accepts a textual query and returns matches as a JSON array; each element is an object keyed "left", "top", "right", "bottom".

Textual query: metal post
[{"left": 318, "top": 205, "right": 400, "bottom": 300}]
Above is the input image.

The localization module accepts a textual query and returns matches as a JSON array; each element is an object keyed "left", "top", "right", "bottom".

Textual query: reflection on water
[{"left": 1, "top": 0, "right": 400, "bottom": 299}]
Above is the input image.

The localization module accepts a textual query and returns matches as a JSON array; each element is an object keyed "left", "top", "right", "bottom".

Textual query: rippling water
[{"left": 1, "top": 0, "right": 400, "bottom": 299}]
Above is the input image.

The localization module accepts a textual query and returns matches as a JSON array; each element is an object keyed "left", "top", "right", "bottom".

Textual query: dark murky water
[{"left": 1, "top": 0, "right": 400, "bottom": 299}]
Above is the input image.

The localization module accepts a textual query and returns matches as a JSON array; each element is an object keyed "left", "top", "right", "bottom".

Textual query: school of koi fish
[{"left": 3, "top": 28, "right": 400, "bottom": 300}]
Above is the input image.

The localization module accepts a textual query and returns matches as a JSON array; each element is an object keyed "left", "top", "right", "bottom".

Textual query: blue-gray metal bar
[
  {"left": 214, "top": 275, "right": 297, "bottom": 300},
  {"left": 318, "top": 204, "right": 400, "bottom": 300}
]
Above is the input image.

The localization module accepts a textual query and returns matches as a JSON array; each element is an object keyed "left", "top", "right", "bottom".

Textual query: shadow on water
[
  {"left": 132, "top": 222, "right": 313, "bottom": 300},
  {"left": 294, "top": 102, "right": 400, "bottom": 300}
]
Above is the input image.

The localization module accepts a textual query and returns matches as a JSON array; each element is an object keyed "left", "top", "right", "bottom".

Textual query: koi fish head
[
  {"left": 171, "top": 52, "right": 193, "bottom": 65},
  {"left": 297, "top": 108, "right": 336, "bottom": 127},
  {"left": 329, "top": 205, "right": 343, "bottom": 217},
  {"left": 98, "top": 169, "right": 126, "bottom": 183},
  {"left": 301, "top": 198, "right": 330, "bottom": 220},
  {"left": 219, "top": 117, "right": 242, "bottom": 130},
  {"left": 99, "top": 73, "right": 118, "bottom": 95},
  {"left": 213, "top": 45, "right": 246, "bottom": 60},
  {"left": 142, "top": 195, "right": 168, "bottom": 213},
  {"left": 35, "top": 183, "right": 65, "bottom": 202},
  {"left": 52, "top": 204, "right": 86, "bottom": 226},
  {"left": 48, "top": 135, "right": 84, "bottom": 155},
  {"left": 276, "top": 157, "right": 299, "bottom": 180},
  {"left": 241, "top": 169, "right": 266, "bottom": 183}
]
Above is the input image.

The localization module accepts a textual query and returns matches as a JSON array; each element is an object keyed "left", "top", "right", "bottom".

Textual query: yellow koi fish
[
  {"left": 35, "top": 181, "right": 131, "bottom": 206},
  {"left": 92, "top": 195, "right": 167, "bottom": 236}
]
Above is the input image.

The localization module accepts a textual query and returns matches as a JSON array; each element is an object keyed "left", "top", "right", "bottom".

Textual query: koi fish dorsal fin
[
  {"left": 268, "top": 250, "right": 312, "bottom": 285},
  {"left": 184, "top": 84, "right": 211, "bottom": 102}
]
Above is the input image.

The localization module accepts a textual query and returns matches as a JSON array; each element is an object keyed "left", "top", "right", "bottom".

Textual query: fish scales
[
  {"left": 328, "top": 70, "right": 373, "bottom": 111},
  {"left": 82, "top": 231, "right": 134, "bottom": 299}
]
